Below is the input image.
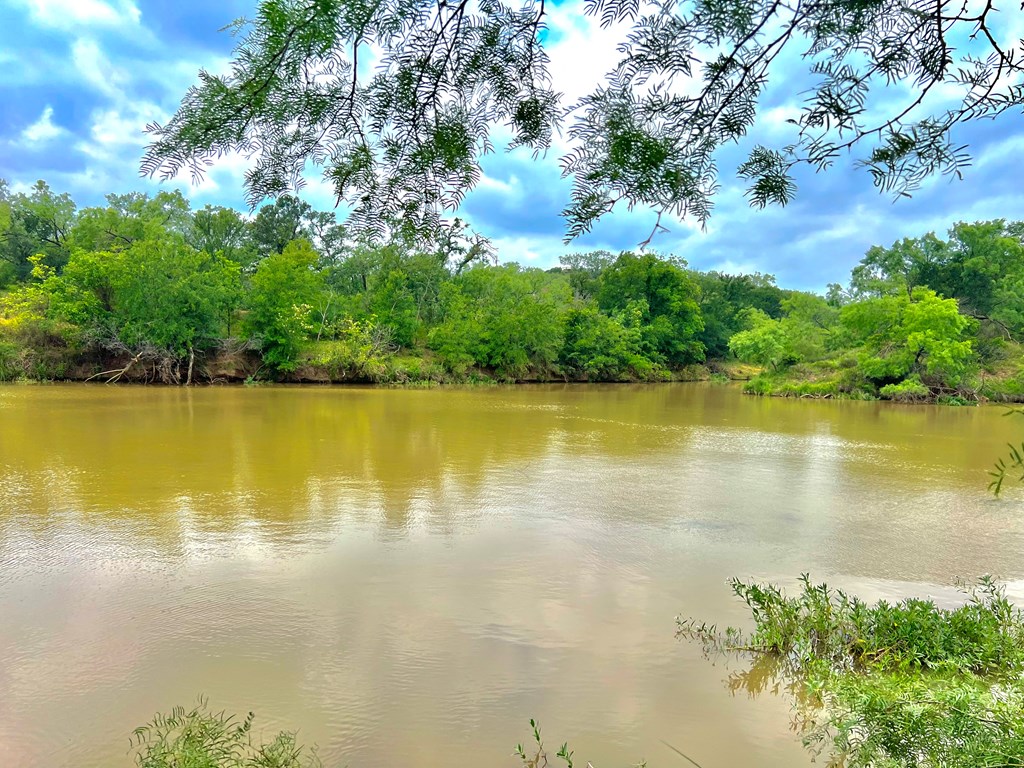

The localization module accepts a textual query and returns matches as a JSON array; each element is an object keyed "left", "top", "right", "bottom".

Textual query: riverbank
[
  {"left": 6, "top": 336, "right": 1021, "bottom": 406},
  {"left": 0, "top": 340, "right": 759, "bottom": 386},
  {"left": 737, "top": 342, "right": 1024, "bottom": 405},
  {"left": 5, "top": 336, "right": 1022, "bottom": 405}
]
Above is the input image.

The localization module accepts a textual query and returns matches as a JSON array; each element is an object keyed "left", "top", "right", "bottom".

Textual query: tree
[
  {"left": 244, "top": 239, "right": 327, "bottom": 372},
  {"left": 693, "top": 271, "right": 787, "bottom": 358},
  {"left": 841, "top": 288, "right": 977, "bottom": 390},
  {"left": 847, "top": 221, "right": 1024, "bottom": 340},
  {"left": 559, "top": 303, "right": 654, "bottom": 380},
  {"left": 114, "top": 239, "right": 241, "bottom": 357},
  {"left": 190, "top": 205, "right": 258, "bottom": 270},
  {"left": 849, "top": 235, "right": 946, "bottom": 300},
  {"left": 250, "top": 195, "right": 346, "bottom": 265},
  {"left": 143, "top": 0, "right": 1024, "bottom": 243},
  {"left": 559, "top": 251, "right": 616, "bottom": 301},
  {"left": 0, "top": 180, "right": 76, "bottom": 279},
  {"left": 728, "top": 309, "right": 790, "bottom": 371},
  {"left": 49, "top": 238, "right": 240, "bottom": 360},
  {"left": 428, "top": 265, "right": 570, "bottom": 377},
  {"left": 597, "top": 252, "right": 704, "bottom": 365},
  {"left": 71, "top": 190, "right": 191, "bottom": 252}
]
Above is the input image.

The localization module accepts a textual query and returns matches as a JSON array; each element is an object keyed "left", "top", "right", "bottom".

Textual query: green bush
[
  {"left": 879, "top": 376, "right": 931, "bottom": 402},
  {"left": 558, "top": 304, "right": 658, "bottom": 380},
  {"left": 679, "top": 576, "right": 1024, "bottom": 768},
  {"left": 131, "top": 700, "right": 320, "bottom": 768},
  {"left": 684, "top": 575, "right": 1024, "bottom": 675},
  {"left": 0, "top": 340, "right": 20, "bottom": 381}
]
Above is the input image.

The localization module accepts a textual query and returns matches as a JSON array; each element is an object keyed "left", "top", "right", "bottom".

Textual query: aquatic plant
[
  {"left": 678, "top": 575, "right": 1024, "bottom": 767},
  {"left": 131, "top": 699, "right": 320, "bottom": 768}
]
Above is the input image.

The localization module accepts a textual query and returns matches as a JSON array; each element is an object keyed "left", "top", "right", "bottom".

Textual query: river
[{"left": 1, "top": 383, "right": 1022, "bottom": 767}]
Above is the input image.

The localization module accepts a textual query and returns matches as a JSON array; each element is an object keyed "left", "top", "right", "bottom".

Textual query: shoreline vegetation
[
  {"left": 2, "top": 182, "right": 1023, "bottom": 403},
  {"left": 678, "top": 576, "right": 1024, "bottom": 768}
]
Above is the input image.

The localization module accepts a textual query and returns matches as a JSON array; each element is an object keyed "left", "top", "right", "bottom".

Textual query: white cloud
[
  {"left": 15, "top": 0, "right": 140, "bottom": 30},
  {"left": 761, "top": 105, "right": 802, "bottom": 134},
  {"left": 71, "top": 38, "right": 129, "bottom": 98},
  {"left": 708, "top": 259, "right": 763, "bottom": 276},
  {"left": 490, "top": 235, "right": 552, "bottom": 263},
  {"left": 19, "top": 105, "right": 65, "bottom": 144}
]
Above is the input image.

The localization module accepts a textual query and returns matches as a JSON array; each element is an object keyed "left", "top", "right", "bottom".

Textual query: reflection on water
[{"left": 1, "top": 383, "right": 1022, "bottom": 767}]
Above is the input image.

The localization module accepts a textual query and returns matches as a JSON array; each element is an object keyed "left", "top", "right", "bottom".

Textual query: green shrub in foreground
[
  {"left": 681, "top": 574, "right": 1024, "bottom": 675},
  {"left": 131, "top": 700, "right": 320, "bottom": 768},
  {"left": 679, "top": 575, "right": 1024, "bottom": 768}
]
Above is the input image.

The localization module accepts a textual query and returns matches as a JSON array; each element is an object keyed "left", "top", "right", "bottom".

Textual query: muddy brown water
[{"left": 2, "top": 383, "right": 1023, "bottom": 767}]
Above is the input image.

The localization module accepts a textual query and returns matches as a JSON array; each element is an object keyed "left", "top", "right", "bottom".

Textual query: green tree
[
  {"left": 935, "top": 221, "right": 1024, "bottom": 338},
  {"left": 847, "top": 222, "right": 1024, "bottom": 341},
  {"left": 694, "top": 271, "right": 786, "bottom": 358},
  {"left": 558, "top": 251, "right": 615, "bottom": 301},
  {"left": 597, "top": 252, "right": 704, "bottom": 365},
  {"left": 728, "top": 309, "right": 791, "bottom": 371},
  {"left": 558, "top": 303, "right": 654, "bottom": 380},
  {"left": 428, "top": 266, "right": 570, "bottom": 377},
  {"left": 780, "top": 292, "right": 838, "bottom": 361},
  {"left": 50, "top": 239, "right": 240, "bottom": 359},
  {"left": 114, "top": 239, "right": 241, "bottom": 356},
  {"left": 0, "top": 179, "right": 76, "bottom": 279},
  {"left": 143, "top": 0, "right": 1022, "bottom": 242},
  {"left": 849, "top": 235, "right": 945, "bottom": 300},
  {"left": 250, "top": 195, "right": 345, "bottom": 264},
  {"left": 841, "top": 288, "right": 977, "bottom": 390},
  {"left": 190, "top": 205, "right": 258, "bottom": 271},
  {"left": 70, "top": 190, "right": 191, "bottom": 252},
  {"left": 325, "top": 243, "right": 452, "bottom": 340},
  {"left": 244, "top": 239, "right": 327, "bottom": 372},
  {"left": 367, "top": 269, "right": 420, "bottom": 348}
]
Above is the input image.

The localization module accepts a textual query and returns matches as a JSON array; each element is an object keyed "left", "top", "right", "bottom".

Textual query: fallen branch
[{"left": 101, "top": 351, "right": 145, "bottom": 384}]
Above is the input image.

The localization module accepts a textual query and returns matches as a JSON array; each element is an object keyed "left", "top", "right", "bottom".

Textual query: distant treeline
[{"left": 1, "top": 179, "right": 1021, "bottom": 399}]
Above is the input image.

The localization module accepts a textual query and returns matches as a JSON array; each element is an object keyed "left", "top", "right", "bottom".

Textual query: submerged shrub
[
  {"left": 678, "top": 576, "right": 1024, "bottom": 768},
  {"left": 681, "top": 574, "right": 1024, "bottom": 675}
]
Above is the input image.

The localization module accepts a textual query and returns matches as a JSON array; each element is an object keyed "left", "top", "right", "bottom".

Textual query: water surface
[{"left": 2, "top": 383, "right": 1022, "bottom": 767}]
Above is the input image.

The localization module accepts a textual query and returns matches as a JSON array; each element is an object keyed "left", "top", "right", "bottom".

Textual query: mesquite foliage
[{"left": 143, "top": 0, "right": 1024, "bottom": 242}]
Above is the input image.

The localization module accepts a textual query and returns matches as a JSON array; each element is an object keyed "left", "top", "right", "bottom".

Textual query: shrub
[
  {"left": 0, "top": 340, "right": 20, "bottom": 381},
  {"left": 678, "top": 576, "right": 1024, "bottom": 768},
  {"left": 879, "top": 376, "right": 931, "bottom": 402},
  {"left": 131, "top": 700, "right": 320, "bottom": 768}
]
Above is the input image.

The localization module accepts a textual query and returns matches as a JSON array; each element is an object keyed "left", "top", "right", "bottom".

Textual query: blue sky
[{"left": 1, "top": 0, "right": 1021, "bottom": 291}]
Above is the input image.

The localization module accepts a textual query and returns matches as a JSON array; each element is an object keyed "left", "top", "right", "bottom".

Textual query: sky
[{"left": 1, "top": 0, "right": 1022, "bottom": 291}]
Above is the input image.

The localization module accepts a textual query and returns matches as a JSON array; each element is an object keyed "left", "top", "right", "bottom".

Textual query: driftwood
[{"left": 84, "top": 351, "right": 145, "bottom": 384}]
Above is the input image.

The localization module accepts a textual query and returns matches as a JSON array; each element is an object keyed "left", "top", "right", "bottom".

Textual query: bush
[
  {"left": 428, "top": 266, "right": 569, "bottom": 378},
  {"left": 558, "top": 304, "right": 658, "bottom": 380},
  {"left": 879, "top": 376, "right": 931, "bottom": 402},
  {"left": 0, "top": 340, "right": 20, "bottom": 381},
  {"left": 308, "top": 318, "right": 396, "bottom": 380},
  {"left": 678, "top": 576, "right": 1024, "bottom": 768},
  {"left": 131, "top": 700, "right": 320, "bottom": 768}
]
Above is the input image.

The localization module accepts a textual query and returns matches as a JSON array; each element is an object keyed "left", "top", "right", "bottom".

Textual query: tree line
[{"left": 1, "top": 179, "right": 1021, "bottom": 399}]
